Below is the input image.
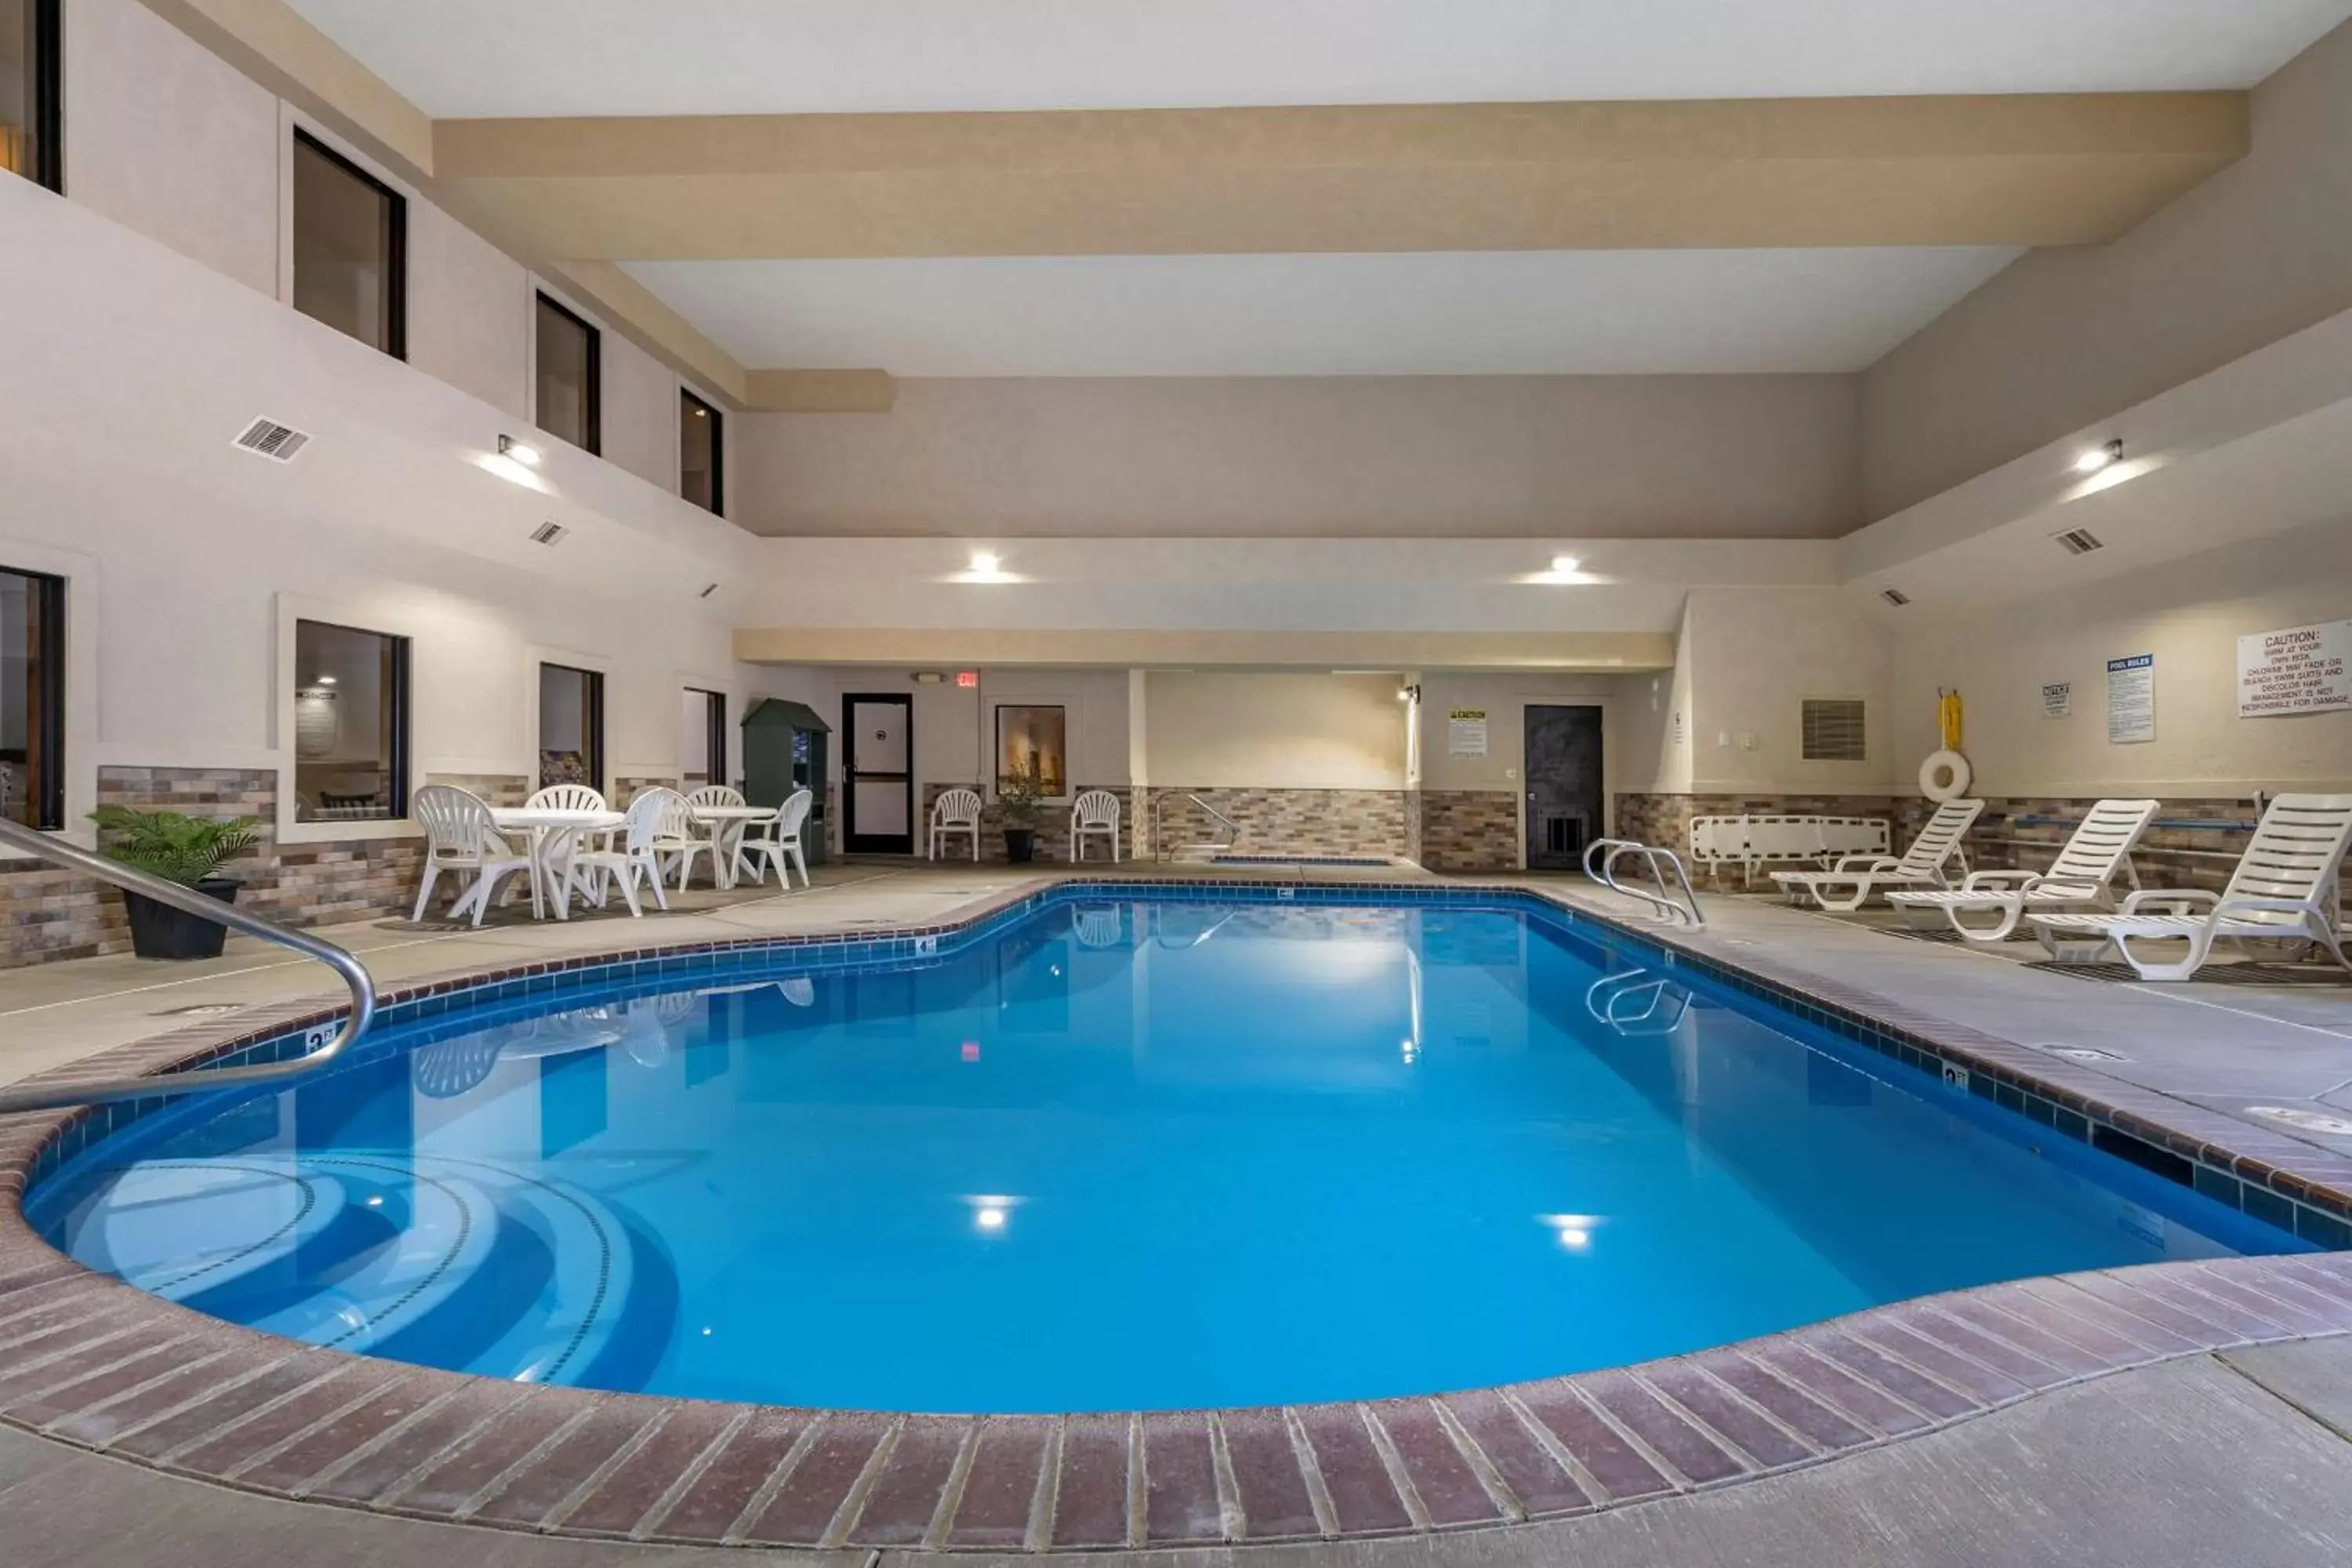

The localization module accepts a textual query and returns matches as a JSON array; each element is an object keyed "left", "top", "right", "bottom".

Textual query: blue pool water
[{"left": 29, "top": 892, "right": 2305, "bottom": 1414}]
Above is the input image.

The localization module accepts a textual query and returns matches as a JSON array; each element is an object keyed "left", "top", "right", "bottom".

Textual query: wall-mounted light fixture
[
  {"left": 1550, "top": 555, "right": 1581, "bottom": 575},
  {"left": 2073, "top": 437, "right": 2124, "bottom": 474},
  {"left": 1397, "top": 683, "right": 1422, "bottom": 704},
  {"left": 499, "top": 434, "right": 543, "bottom": 468},
  {"left": 969, "top": 551, "right": 1000, "bottom": 575}
]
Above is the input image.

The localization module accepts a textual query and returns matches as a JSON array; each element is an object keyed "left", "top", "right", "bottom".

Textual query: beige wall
[
  {"left": 65, "top": 0, "right": 281, "bottom": 296},
  {"left": 1413, "top": 672, "right": 1620, "bottom": 792},
  {"left": 1143, "top": 673, "right": 1406, "bottom": 788},
  {"left": 408, "top": 199, "right": 528, "bottom": 419},
  {"left": 1678, "top": 588, "right": 1896, "bottom": 793},
  {"left": 735, "top": 375, "right": 1861, "bottom": 539},
  {"left": 1887, "top": 514, "right": 2352, "bottom": 797},
  {"left": 601, "top": 330, "right": 681, "bottom": 491},
  {"left": 749, "top": 666, "right": 1133, "bottom": 793},
  {"left": 1863, "top": 16, "right": 2352, "bottom": 518}
]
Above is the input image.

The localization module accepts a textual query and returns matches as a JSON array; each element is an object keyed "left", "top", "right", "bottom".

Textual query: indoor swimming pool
[{"left": 26, "top": 889, "right": 2308, "bottom": 1414}]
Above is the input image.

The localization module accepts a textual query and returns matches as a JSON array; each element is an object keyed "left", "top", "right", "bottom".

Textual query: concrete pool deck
[{"left": 2, "top": 861, "right": 2351, "bottom": 1564}]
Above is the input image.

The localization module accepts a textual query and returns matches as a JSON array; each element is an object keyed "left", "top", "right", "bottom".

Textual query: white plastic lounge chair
[
  {"left": 930, "top": 787, "right": 982, "bottom": 862},
  {"left": 410, "top": 786, "right": 535, "bottom": 927},
  {"left": 1887, "top": 798, "right": 2160, "bottom": 941},
  {"left": 2031, "top": 793, "right": 2352, "bottom": 982},
  {"left": 1771, "top": 798, "right": 1984, "bottom": 912},
  {"left": 1070, "top": 789, "right": 1121, "bottom": 862},
  {"left": 740, "top": 789, "right": 813, "bottom": 889}
]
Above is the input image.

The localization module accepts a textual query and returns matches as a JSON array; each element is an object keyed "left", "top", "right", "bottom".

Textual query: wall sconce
[{"left": 1398, "top": 683, "right": 1422, "bottom": 704}]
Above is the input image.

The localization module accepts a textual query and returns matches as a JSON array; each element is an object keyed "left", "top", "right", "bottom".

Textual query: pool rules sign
[{"left": 2238, "top": 619, "right": 2352, "bottom": 718}]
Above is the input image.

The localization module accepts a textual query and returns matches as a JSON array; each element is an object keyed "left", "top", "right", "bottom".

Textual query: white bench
[{"left": 1689, "top": 815, "right": 1892, "bottom": 887}]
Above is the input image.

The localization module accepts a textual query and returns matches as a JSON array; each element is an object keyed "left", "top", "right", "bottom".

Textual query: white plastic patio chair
[
  {"left": 524, "top": 782, "right": 613, "bottom": 908},
  {"left": 651, "top": 791, "right": 719, "bottom": 891},
  {"left": 1070, "top": 789, "right": 1121, "bottom": 862},
  {"left": 1772, "top": 798, "right": 1984, "bottom": 912},
  {"left": 571, "top": 788, "right": 677, "bottom": 917},
  {"left": 740, "top": 789, "right": 814, "bottom": 889},
  {"left": 686, "top": 786, "right": 746, "bottom": 808},
  {"left": 931, "top": 786, "right": 982, "bottom": 862},
  {"left": 1889, "top": 799, "right": 2160, "bottom": 942},
  {"left": 410, "top": 785, "right": 535, "bottom": 927},
  {"left": 527, "top": 782, "right": 608, "bottom": 811},
  {"left": 2030, "top": 793, "right": 2352, "bottom": 982}
]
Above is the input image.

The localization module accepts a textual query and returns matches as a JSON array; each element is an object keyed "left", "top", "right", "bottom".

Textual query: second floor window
[
  {"left": 0, "top": 565, "right": 64, "bottom": 829},
  {"left": 2, "top": 0, "right": 61, "bottom": 193},
  {"left": 681, "top": 390, "right": 723, "bottom": 514},
  {"left": 292, "top": 131, "right": 405, "bottom": 358},
  {"left": 535, "top": 294, "right": 601, "bottom": 454}
]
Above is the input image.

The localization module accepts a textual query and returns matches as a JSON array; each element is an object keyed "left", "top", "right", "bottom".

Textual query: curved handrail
[
  {"left": 1152, "top": 793, "right": 1242, "bottom": 860},
  {"left": 1584, "top": 969, "right": 1693, "bottom": 1036},
  {"left": 0, "top": 818, "right": 377, "bottom": 1113},
  {"left": 1582, "top": 837, "right": 1706, "bottom": 928}
]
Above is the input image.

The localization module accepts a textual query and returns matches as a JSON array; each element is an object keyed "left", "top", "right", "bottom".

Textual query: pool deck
[{"left": 2, "top": 860, "right": 2351, "bottom": 1565}]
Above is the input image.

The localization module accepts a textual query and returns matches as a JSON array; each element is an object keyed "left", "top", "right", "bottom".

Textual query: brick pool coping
[{"left": 0, "top": 873, "right": 2347, "bottom": 1552}]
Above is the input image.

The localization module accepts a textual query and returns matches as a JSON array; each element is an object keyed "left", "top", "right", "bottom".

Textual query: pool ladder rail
[
  {"left": 1151, "top": 792, "right": 1241, "bottom": 862},
  {"left": 1584, "top": 968, "right": 1693, "bottom": 1036},
  {"left": 0, "top": 816, "right": 378, "bottom": 1114},
  {"left": 1581, "top": 837, "right": 1706, "bottom": 928}
]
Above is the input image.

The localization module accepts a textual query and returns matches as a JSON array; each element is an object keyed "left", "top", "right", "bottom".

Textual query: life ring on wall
[{"left": 1918, "top": 749, "right": 1973, "bottom": 802}]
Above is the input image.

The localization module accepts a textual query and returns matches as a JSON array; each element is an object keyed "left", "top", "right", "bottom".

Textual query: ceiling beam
[
  {"left": 435, "top": 92, "right": 2246, "bottom": 261},
  {"left": 734, "top": 627, "right": 1678, "bottom": 670}
]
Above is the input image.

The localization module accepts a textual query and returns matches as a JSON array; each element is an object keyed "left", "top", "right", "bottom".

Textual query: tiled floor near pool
[{"left": 5, "top": 863, "right": 2352, "bottom": 1565}]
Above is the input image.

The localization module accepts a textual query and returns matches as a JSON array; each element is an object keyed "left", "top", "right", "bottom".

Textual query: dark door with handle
[
  {"left": 842, "top": 693, "right": 914, "bottom": 855},
  {"left": 1525, "top": 705, "right": 1604, "bottom": 870}
]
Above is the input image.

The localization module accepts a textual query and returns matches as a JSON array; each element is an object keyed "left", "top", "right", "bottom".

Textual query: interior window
[
  {"left": 681, "top": 389, "right": 724, "bottom": 514},
  {"left": 291, "top": 131, "right": 405, "bottom": 358},
  {"left": 535, "top": 294, "right": 601, "bottom": 453},
  {"left": 539, "top": 664, "right": 605, "bottom": 791},
  {"left": 996, "top": 705, "right": 1067, "bottom": 797},
  {"left": 0, "top": 566, "right": 64, "bottom": 829},
  {"left": 0, "top": 0, "right": 60, "bottom": 193},
  {"left": 293, "top": 619, "right": 409, "bottom": 823}
]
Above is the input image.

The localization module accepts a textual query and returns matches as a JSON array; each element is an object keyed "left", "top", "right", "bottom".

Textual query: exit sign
[{"left": 956, "top": 671, "right": 979, "bottom": 688}]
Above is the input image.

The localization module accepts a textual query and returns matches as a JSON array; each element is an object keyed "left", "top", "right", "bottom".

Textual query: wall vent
[
  {"left": 529, "top": 521, "right": 567, "bottom": 546},
  {"left": 1801, "top": 698, "right": 1867, "bottom": 762},
  {"left": 232, "top": 416, "right": 311, "bottom": 463},
  {"left": 2052, "top": 527, "right": 2104, "bottom": 556},
  {"left": 699, "top": 583, "right": 720, "bottom": 598},
  {"left": 1880, "top": 587, "right": 1910, "bottom": 607}
]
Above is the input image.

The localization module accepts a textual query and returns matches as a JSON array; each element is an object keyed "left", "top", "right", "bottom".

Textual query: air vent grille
[
  {"left": 699, "top": 583, "right": 719, "bottom": 599},
  {"left": 2052, "top": 528, "right": 2104, "bottom": 556},
  {"left": 1801, "top": 698, "right": 1867, "bottom": 763},
  {"left": 529, "top": 521, "right": 567, "bottom": 546},
  {"left": 232, "top": 417, "right": 310, "bottom": 463},
  {"left": 1880, "top": 587, "right": 1910, "bottom": 607}
]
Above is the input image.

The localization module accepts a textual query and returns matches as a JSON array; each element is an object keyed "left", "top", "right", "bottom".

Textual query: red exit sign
[{"left": 956, "top": 671, "right": 979, "bottom": 688}]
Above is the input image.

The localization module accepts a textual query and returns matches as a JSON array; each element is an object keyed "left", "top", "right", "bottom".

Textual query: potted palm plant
[
  {"left": 91, "top": 806, "right": 263, "bottom": 960},
  {"left": 998, "top": 767, "right": 1046, "bottom": 863}
]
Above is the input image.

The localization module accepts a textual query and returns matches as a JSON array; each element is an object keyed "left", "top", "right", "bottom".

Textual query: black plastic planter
[
  {"left": 122, "top": 877, "right": 239, "bottom": 960},
  {"left": 1003, "top": 828, "right": 1036, "bottom": 864}
]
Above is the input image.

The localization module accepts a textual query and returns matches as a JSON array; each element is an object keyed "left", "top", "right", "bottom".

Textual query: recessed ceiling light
[
  {"left": 970, "top": 551, "right": 1000, "bottom": 575},
  {"left": 1551, "top": 555, "right": 1581, "bottom": 575},
  {"left": 2073, "top": 438, "right": 2123, "bottom": 474},
  {"left": 498, "top": 434, "right": 543, "bottom": 467}
]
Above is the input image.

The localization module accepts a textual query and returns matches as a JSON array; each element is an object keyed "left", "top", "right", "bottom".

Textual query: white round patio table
[{"left": 488, "top": 806, "right": 626, "bottom": 920}]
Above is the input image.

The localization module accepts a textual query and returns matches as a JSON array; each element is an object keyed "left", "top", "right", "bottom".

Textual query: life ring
[{"left": 1918, "top": 750, "right": 1972, "bottom": 802}]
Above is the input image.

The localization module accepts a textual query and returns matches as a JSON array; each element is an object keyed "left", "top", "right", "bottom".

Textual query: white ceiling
[
  {"left": 621, "top": 248, "right": 2020, "bottom": 376},
  {"left": 289, "top": 0, "right": 2352, "bottom": 117}
]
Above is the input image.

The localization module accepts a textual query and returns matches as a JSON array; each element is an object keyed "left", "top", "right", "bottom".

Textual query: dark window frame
[
  {"left": 681, "top": 388, "right": 724, "bottom": 516},
  {"left": 539, "top": 663, "right": 606, "bottom": 793},
  {"left": 0, "top": 565, "right": 66, "bottom": 830},
  {"left": 535, "top": 292, "right": 603, "bottom": 455},
  {"left": 291, "top": 617, "right": 412, "bottom": 825},
  {"left": 291, "top": 128, "right": 407, "bottom": 361},
  {"left": 689, "top": 688, "right": 728, "bottom": 786},
  {"left": 16, "top": 0, "right": 63, "bottom": 194}
]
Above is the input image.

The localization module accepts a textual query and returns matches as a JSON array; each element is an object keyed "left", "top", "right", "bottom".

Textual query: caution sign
[{"left": 2238, "top": 619, "right": 2351, "bottom": 718}]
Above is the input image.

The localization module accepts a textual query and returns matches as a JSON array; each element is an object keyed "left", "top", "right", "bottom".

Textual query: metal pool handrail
[
  {"left": 1152, "top": 793, "right": 1241, "bottom": 860},
  {"left": 1582, "top": 837, "right": 1706, "bottom": 928},
  {"left": 0, "top": 818, "right": 377, "bottom": 1113}
]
